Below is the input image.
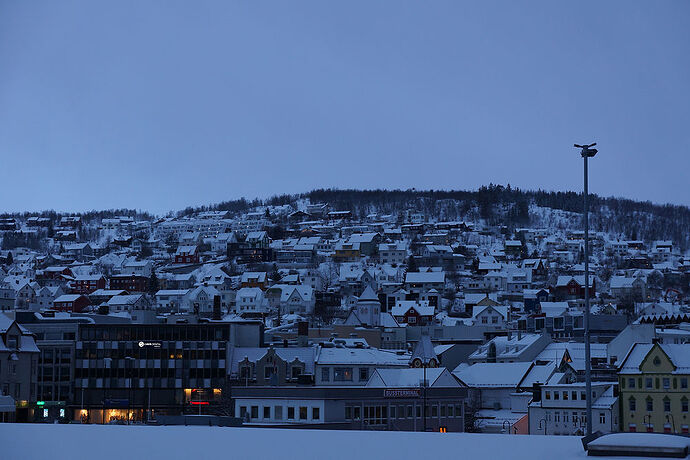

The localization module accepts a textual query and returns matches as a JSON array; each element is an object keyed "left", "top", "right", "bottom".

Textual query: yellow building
[{"left": 618, "top": 343, "right": 690, "bottom": 434}]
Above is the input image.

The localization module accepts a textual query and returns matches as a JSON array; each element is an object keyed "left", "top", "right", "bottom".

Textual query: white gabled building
[
  {"left": 235, "top": 287, "right": 268, "bottom": 314},
  {"left": 528, "top": 373, "right": 618, "bottom": 436},
  {"left": 155, "top": 289, "right": 191, "bottom": 312}
]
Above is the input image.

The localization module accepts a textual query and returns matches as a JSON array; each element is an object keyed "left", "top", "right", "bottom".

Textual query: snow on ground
[{"left": 0, "top": 424, "right": 639, "bottom": 460}]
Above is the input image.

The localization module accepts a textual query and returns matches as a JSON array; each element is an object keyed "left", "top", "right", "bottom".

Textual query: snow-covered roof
[
  {"left": 454, "top": 362, "right": 533, "bottom": 388},
  {"left": 316, "top": 347, "right": 410, "bottom": 366},
  {"left": 366, "top": 368, "right": 459, "bottom": 388},
  {"left": 404, "top": 271, "right": 445, "bottom": 284},
  {"left": 228, "top": 347, "right": 317, "bottom": 374},
  {"left": 391, "top": 301, "right": 434, "bottom": 317},
  {"left": 619, "top": 343, "right": 690, "bottom": 375}
]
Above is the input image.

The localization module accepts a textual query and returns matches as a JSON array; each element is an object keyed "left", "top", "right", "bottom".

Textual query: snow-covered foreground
[
  {"left": 0, "top": 424, "right": 636, "bottom": 460},
  {"left": 0, "top": 424, "right": 634, "bottom": 460}
]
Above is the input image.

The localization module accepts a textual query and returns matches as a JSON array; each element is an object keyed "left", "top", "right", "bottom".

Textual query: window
[
  {"left": 646, "top": 398, "right": 653, "bottom": 412},
  {"left": 239, "top": 406, "right": 247, "bottom": 418},
  {"left": 263, "top": 406, "right": 271, "bottom": 419},
  {"left": 275, "top": 406, "right": 283, "bottom": 420},
  {"left": 321, "top": 367, "right": 330, "bottom": 382},
  {"left": 416, "top": 406, "right": 421, "bottom": 418},
  {"left": 545, "top": 391, "right": 551, "bottom": 400},
  {"left": 431, "top": 405, "right": 438, "bottom": 417},
  {"left": 345, "top": 407, "right": 352, "bottom": 419},
  {"left": 554, "top": 411, "right": 560, "bottom": 422},
  {"left": 554, "top": 392, "right": 560, "bottom": 400},
  {"left": 682, "top": 378, "right": 688, "bottom": 389},
  {"left": 629, "top": 397, "right": 636, "bottom": 412},
  {"left": 334, "top": 367, "right": 353, "bottom": 382},
  {"left": 664, "top": 398, "right": 671, "bottom": 412},
  {"left": 292, "top": 367, "right": 302, "bottom": 379},
  {"left": 645, "top": 378, "right": 653, "bottom": 389},
  {"left": 663, "top": 378, "right": 670, "bottom": 389},
  {"left": 628, "top": 378, "right": 635, "bottom": 389},
  {"left": 299, "top": 407, "right": 307, "bottom": 420},
  {"left": 481, "top": 317, "right": 488, "bottom": 324},
  {"left": 250, "top": 406, "right": 258, "bottom": 419},
  {"left": 580, "top": 391, "right": 586, "bottom": 400},
  {"left": 264, "top": 367, "right": 275, "bottom": 379},
  {"left": 571, "top": 391, "right": 577, "bottom": 400},
  {"left": 312, "top": 407, "right": 320, "bottom": 420},
  {"left": 682, "top": 397, "right": 688, "bottom": 413},
  {"left": 599, "top": 413, "right": 606, "bottom": 424},
  {"left": 440, "top": 405, "right": 446, "bottom": 417},
  {"left": 491, "top": 316, "right": 498, "bottom": 324},
  {"left": 359, "top": 368, "right": 369, "bottom": 382},
  {"left": 407, "top": 406, "right": 413, "bottom": 418},
  {"left": 287, "top": 407, "right": 295, "bottom": 420},
  {"left": 563, "top": 391, "right": 568, "bottom": 400}
]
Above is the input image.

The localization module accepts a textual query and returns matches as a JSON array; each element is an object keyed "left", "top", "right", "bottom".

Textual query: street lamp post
[{"left": 575, "top": 142, "right": 598, "bottom": 437}]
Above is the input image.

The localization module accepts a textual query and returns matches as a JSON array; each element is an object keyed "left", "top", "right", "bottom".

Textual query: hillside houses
[{"left": 0, "top": 198, "right": 688, "bottom": 431}]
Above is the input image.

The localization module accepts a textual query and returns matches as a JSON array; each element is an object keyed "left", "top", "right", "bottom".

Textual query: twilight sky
[{"left": 1, "top": 1, "right": 689, "bottom": 214}]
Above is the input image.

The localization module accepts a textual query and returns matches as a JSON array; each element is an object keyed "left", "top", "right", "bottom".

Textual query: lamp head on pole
[{"left": 575, "top": 143, "right": 597, "bottom": 158}]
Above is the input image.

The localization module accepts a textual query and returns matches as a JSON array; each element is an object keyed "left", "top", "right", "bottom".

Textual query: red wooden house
[
  {"left": 175, "top": 245, "right": 200, "bottom": 264},
  {"left": 71, "top": 275, "right": 106, "bottom": 294},
  {"left": 391, "top": 300, "right": 435, "bottom": 326},
  {"left": 109, "top": 274, "right": 149, "bottom": 293},
  {"left": 53, "top": 294, "right": 90, "bottom": 313}
]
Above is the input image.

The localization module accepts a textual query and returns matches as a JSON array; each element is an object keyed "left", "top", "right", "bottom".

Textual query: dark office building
[{"left": 74, "top": 321, "right": 262, "bottom": 423}]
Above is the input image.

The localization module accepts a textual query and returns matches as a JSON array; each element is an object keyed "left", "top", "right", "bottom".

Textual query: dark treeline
[
  {"left": 178, "top": 186, "right": 689, "bottom": 249},
  {"left": 0, "top": 209, "right": 154, "bottom": 222},
  {"left": 303, "top": 186, "right": 690, "bottom": 250},
  {"left": 3, "top": 186, "right": 687, "bottom": 250}
]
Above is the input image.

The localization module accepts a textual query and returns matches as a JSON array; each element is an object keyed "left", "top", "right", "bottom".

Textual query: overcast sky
[{"left": 1, "top": 1, "right": 689, "bottom": 214}]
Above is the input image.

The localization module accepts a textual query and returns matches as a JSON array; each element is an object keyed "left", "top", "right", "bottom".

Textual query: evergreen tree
[
  {"left": 270, "top": 263, "right": 282, "bottom": 283},
  {"left": 148, "top": 270, "right": 159, "bottom": 295},
  {"left": 5, "top": 252, "right": 13, "bottom": 265},
  {"left": 406, "top": 256, "right": 418, "bottom": 273}
]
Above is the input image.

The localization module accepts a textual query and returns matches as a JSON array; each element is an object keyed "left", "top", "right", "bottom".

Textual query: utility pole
[
  {"left": 423, "top": 363, "right": 427, "bottom": 432},
  {"left": 575, "top": 142, "right": 597, "bottom": 437}
]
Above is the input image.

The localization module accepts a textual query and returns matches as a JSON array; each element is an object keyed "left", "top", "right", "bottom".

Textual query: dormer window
[{"left": 7, "top": 335, "right": 18, "bottom": 349}]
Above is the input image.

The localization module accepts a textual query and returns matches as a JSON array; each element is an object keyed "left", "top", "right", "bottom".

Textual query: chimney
[
  {"left": 297, "top": 321, "right": 308, "bottom": 347},
  {"left": 532, "top": 383, "right": 542, "bottom": 402},
  {"left": 212, "top": 295, "right": 221, "bottom": 320}
]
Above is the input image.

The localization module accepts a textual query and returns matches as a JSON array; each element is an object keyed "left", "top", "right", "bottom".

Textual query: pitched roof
[
  {"left": 405, "top": 271, "right": 445, "bottom": 284},
  {"left": 454, "top": 362, "right": 533, "bottom": 388}
]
